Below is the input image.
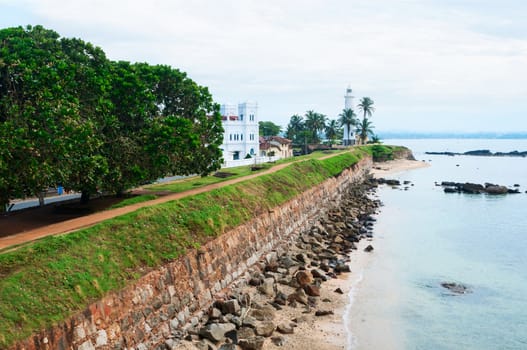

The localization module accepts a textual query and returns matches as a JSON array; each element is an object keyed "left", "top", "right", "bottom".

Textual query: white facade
[
  {"left": 220, "top": 101, "right": 259, "bottom": 164},
  {"left": 342, "top": 86, "right": 356, "bottom": 146}
]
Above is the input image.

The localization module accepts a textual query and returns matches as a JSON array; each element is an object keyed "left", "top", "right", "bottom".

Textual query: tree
[
  {"left": 304, "top": 110, "right": 326, "bottom": 144},
  {"left": 0, "top": 25, "right": 105, "bottom": 206},
  {"left": 325, "top": 119, "right": 340, "bottom": 147},
  {"left": 356, "top": 117, "right": 375, "bottom": 145},
  {"left": 357, "top": 97, "right": 375, "bottom": 120},
  {"left": 0, "top": 25, "right": 225, "bottom": 210},
  {"left": 259, "top": 121, "right": 281, "bottom": 136},
  {"left": 338, "top": 108, "right": 357, "bottom": 146},
  {"left": 285, "top": 114, "right": 304, "bottom": 144},
  {"left": 369, "top": 134, "right": 382, "bottom": 144}
]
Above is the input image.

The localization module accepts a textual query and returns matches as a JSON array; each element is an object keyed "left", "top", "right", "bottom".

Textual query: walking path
[{"left": 0, "top": 153, "right": 344, "bottom": 251}]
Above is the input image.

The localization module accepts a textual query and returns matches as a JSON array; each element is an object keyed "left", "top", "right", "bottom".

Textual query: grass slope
[{"left": 0, "top": 147, "right": 375, "bottom": 347}]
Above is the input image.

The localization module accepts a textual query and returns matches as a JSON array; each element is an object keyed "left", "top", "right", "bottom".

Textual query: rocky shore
[{"left": 173, "top": 179, "right": 381, "bottom": 350}]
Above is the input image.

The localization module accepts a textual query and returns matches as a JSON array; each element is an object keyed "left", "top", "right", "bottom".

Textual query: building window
[
  {"left": 249, "top": 114, "right": 254, "bottom": 121},
  {"left": 250, "top": 148, "right": 255, "bottom": 155},
  {"left": 240, "top": 114, "right": 244, "bottom": 121},
  {"left": 229, "top": 134, "right": 232, "bottom": 141},
  {"left": 233, "top": 151, "right": 240, "bottom": 160},
  {"left": 241, "top": 134, "right": 243, "bottom": 141}
]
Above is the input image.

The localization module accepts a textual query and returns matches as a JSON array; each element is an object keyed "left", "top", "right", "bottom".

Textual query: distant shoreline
[
  {"left": 379, "top": 133, "right": 527, "bottom": 139},
  {"left": 426, "top": 150, "right": 527, "bottom": 157}
]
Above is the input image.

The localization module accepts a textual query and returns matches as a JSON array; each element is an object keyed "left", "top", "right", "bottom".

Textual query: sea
[{"left": 348, "top": 139, "right": 527, "bottom": 350}]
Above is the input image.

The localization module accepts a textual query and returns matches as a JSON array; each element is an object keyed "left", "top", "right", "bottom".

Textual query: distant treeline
[{"left": 0, "top": 25, "right": 224, "bottom": 210}]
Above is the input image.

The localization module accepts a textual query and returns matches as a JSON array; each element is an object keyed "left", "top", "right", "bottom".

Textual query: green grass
[
  {"left": 146, "top": 163, "right": 272, "bottom": 193},
  {"left": 145, "top": 150, "right": 345, "bottom": 194},
  {"left": 0, "top": 147, "right": 367, "bottom": 347},
  {"left": 107, "top": 194, "right": 158, "bottom": 209},
  {"left": 358, "top": 144, "right": 408, "bottom": 162}
]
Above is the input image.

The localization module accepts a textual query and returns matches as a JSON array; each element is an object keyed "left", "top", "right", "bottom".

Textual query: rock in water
[
  {"left": 440, "top": 282, "right": 471, "bottom": 294},
  {"left": 364, "top": 245, "right": 374, "bottom": 252}
]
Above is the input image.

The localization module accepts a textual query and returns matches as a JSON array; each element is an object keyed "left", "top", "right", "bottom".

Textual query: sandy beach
[{"left": 370, "top": 158, "right": 430, "bottom": 177}]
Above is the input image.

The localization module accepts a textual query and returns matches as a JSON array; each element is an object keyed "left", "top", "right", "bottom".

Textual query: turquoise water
[{"left": 366, "top": 139, "right": 527, "bottom": 350}]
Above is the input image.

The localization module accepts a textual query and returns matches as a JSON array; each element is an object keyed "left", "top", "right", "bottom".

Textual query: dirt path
[{"left": 0, "top": 153, "right": 343, "bottom": 251}]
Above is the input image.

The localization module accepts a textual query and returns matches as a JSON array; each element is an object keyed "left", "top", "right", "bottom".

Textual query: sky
[{"left": 1, "top": 0, "right": 527, "bottom": 133}]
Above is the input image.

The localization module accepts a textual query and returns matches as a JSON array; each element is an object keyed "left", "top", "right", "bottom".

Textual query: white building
[
  {"left": 220, "top": 101, "right": 260, "bottom": 165},
  {"left": 342, "top": 86, "right": 356, "bottom": 146}
]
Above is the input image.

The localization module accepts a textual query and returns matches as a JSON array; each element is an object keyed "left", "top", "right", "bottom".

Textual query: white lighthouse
[{"left": 342, "top": 86, "right": 355, "bottom": 146}]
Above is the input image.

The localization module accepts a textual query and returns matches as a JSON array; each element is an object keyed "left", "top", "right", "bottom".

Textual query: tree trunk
[
  {"left": 80, "top": 190, "right": 91, "bottom": 204},
  {"left": 38, "top": 192, "right": 45, "bottom": 207}
]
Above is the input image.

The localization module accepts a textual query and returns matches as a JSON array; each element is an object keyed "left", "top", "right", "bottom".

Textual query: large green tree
[
  {"left": 338, "top": 108, "right": 357, "bottom": 146},
  {"left": 304, "top": 110, "right": 326, "bottom": 144},
  {"left": 0, "top": 25, "right": 103, "bottom": 206},
  {"left": 285, "top": 114, "right": 304, "bottom": 144},
  {"left": 325, "top": 119, "right": 341, "bottom": 147},
  {"left": 356, "top": 117, "right": 375, "bottom": 145},
  {"left": 0, "top": 25, "right": 224, "bottom": 210},
  {"left": 259, "top": 121, "right": 281, "bottom": 137}
]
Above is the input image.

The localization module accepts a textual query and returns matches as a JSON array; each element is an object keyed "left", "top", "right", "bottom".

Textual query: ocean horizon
[{"left": 348, "top": 138, "right": 527, "bottom": 350}]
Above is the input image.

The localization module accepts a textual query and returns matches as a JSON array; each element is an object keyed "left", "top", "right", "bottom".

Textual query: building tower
[
  {"left": 342, "top": 86, "right": 355, "bottom": 146},
  {"left": 219, "top": 101, "right": 259, "bottom": 163}
]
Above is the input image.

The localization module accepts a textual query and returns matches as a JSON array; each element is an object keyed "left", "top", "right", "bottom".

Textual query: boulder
[
  {"left": 238, "top": 336, "right": 265, "bottom": 350},
  {"left": 304, "top": 284, "right": 321, "bottom": 297},
  {"left": 258, "top": 278, "right": 275, "bottom": 296},
  {"left": 199, "top": 323, "right": 236, "bottom": 342},
  {"left": 441, "top": 282, "right": 471, "bottom": 294},
  {"left": 221, "top": 299, "right": 241, "bottom": 316},
  {"left": 364, "top": 245, "right": 374, "bottom": 252},
  {"left": 249, "top": 305, "right": 276, "bottom": 321},
  {"left": 242, "top": 316, "right": 257, "bottom": 328},
  {"left": 237, "top": 327, "right": 256, "bottom": 339},
  {"left": 271, "top": 336, "right": 286, "bottom": 346},
  {"left": 315, "top": 310, "right": 334, "bottom": 316},
  {"left": 287, "top": 289, "right": 308, "bottom": 305},
  {"left": 255, "top": 321, "right": 276, "bottom": 337},
  {"left": 461, "top": 183, "right": 484, "bottom": 194},
  {"left": 276, "top": 323, "right": 294, "bottom": 334},
  {"left": 295, "top": 271, "right": 312, "bottom": 287},
  {"left": 310, "top": 269, "right": 328, "bottom": 280},
  {"left": 335, "top": 263, "right": 351, "bottom": 273},
  {"left": 443, "top": 187, "right": 458, "bottom": 193},
  {"left": 485, "top": 185, "right": 508, "bottom": 195}
]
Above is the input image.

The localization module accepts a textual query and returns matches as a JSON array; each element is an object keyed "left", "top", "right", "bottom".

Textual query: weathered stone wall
[{"left": 11, "top": 156, "right": 372, "bottom": 350}]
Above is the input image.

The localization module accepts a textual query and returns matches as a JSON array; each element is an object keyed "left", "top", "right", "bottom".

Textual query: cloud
[{"left": 3, "top": 0, "right": 527, "bottom": 131}]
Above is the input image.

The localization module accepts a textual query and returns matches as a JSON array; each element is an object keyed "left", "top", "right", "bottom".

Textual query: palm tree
[
  {"left": 370, "top": 134, "right": 381, "bottom": 144},
  {"left": 338, "top": 108, "right": 357, "bottom": 146},
  {"left": 325, "top": 119, "right": 340, "bottom": 148},
  {"left": 357, "top": 97, "right": 375, "bottom": 120},
  {"left": 286, "top": 114, "right": 304, "bottom": 143},
  {"left": 356, "top": 117, "right": 375, "bottom": 145},
  {"left": 305, "top": 110, "right": 327, "bottom": 144}
]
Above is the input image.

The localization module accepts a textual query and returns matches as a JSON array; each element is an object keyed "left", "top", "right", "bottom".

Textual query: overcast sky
[{"left": 2, "top": 0, "right": 527, "bottom": 133}]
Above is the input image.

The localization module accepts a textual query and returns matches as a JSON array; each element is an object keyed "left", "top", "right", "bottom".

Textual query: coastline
[
  {"left": 264, "top": 158, "right": 429, "bottom": 350},
  {"left": 173, "top": 158, "right": 427, "bottom": 350}
]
